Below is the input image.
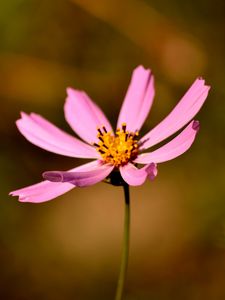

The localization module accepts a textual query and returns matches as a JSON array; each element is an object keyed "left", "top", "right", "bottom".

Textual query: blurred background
[{"left": 1, "top": 0, "right": 225, "bottom": 299}]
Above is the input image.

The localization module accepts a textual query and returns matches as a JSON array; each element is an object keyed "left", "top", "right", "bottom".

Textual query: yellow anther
[{"left": 94, "top": 124, "right": 139, "bottom": 167}]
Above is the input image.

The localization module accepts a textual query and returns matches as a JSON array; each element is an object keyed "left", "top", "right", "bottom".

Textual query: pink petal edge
[
  {"left": 16, "top": 112, "right": 99, "bottom": 159},
  {"left": 43, "top": 163, "right": 114, "bottom": 187},
  {"left": 117, "top": 65, "right": 155, "bottom": 132},
  {"left": 120, "top": 162, "right": 158, "bottom": 186},
  {"left": 140, "top": 78, "right": 210, "bottom": 149},
  {"left": 9, "top": 160, "right": 106, "bottom": 203},
  {"left": 135, "top": 120, "right": 200, "bottom": 164},
  {"left": 64, "top": 88, "right": 113, "bottom": 144}
]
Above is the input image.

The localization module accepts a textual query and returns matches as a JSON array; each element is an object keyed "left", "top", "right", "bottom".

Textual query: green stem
[{"left": 115, "top": 183, "right": 130, "bottom": 300}]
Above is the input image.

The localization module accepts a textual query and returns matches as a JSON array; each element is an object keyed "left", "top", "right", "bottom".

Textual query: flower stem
[{"left": 115, "top": 183, "right": 130, "bottom": 300}]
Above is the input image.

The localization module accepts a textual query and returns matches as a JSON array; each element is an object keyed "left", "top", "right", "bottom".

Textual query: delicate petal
[
  {"left": 148, "top": 163, "right": 158, "bottom": 181},
  {"left": 140, "top": 78, "right": 210, "bottom": 149},
  {"left": 120, "top": 162, "right": 157, "bottom": 186},
  {"left": 43, "top": 163, "right": 114, "bottom": 187},
  {"left": 10, "top": 181, "right": 74, "bottom": 204},
  {"left": 135, "top": 120, "right": 199, "bottom": 164},
  {"left": 9, "top": 160, "right": 103, "bottom": 203},
  {"left": 16, "top": 112, "right": 99, "bottom": 158},
  {"left": 117, "top": 65, "right": 155, "bottom": 132},
  {"left": 64, "top": 88, "right": 113, "bottom": 144}
]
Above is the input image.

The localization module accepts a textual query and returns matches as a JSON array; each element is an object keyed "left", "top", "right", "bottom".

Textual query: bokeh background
[{"left": 1, "top": 0, "right": 225, "bottom": 299}]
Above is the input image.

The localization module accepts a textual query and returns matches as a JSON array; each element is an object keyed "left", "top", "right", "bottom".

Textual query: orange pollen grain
[{"left": 94, "top": 123, "right": 139, "bottom": 167}]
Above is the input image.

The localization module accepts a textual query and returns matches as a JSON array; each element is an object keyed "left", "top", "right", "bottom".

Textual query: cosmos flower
[{"left": 10, "top": 66, "right": 210, "bottom": 203}]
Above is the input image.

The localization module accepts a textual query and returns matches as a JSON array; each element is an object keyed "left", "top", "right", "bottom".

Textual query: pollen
[{"left": 94, "top": 123, "right": 139, "bottom": 167}]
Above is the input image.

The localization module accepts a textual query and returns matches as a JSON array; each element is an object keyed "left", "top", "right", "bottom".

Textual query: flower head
[{"left": 10, "top": 66, "right": 210, "bottom": 203}]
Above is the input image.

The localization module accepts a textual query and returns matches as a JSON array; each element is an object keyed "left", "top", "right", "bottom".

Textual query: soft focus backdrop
[{"left": 1, "top": 0, "right": 225, "bottom": 299}]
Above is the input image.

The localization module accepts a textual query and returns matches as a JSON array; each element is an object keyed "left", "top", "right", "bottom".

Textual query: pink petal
[
  {"left": 43, "top": 163, "right": 114, "bottom": 187},
  {"left": 120, "top": 163, "right": 157, "bottom": 186},
  {"left": 16, "top": 112, "right": 99, "bottom": 158},
  {"left": 10, "top": 180, "right": 75, "bottom": 204},
  {"left": 9, "top": 160, "right": 106, "bottom": 203},
  {"left": 140, "top": 78, "right": 210, "bottom": 149},
  {"left": 135, "top": 120, "right": 199, "bottom": 164},
  {"left": 64, "top": 88, "right": 113, "bottom": 144},
  {"left": 117, "top": 65, "right": 155, "bottom": 132}
]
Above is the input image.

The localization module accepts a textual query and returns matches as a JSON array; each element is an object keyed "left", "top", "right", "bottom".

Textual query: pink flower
[{"left": 10, "top": 66, "right": 210, "bottom": 203}]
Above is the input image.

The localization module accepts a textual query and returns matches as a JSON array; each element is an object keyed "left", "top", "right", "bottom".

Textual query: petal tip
[
  {"left": 66, "top": 87, "right": 74, "bottom": 96},
  {"left": 42, "top": 171, "right": 63, "bottom": 182},
  {"left": 136, "top": 64, "right": 145, "bottom": 70},
  {"left": 9, "top": 191, "right": 26, "bottom": 202},
  {"left": 20, "top": 111, "right": 28, "bottom": 118},
  {"left": 146, "top": 163, "right": 158, "bottom": 181},
  {"left": 192, "top": 120, "right": 200, "bottom": 131},
  {"left": 197, "top": 76, "right": 205, "bottom": 82},
  {"left": 19, "top": 197, "right": 28, "bottom": 202},
  {"left": 197, "top": 77, "right": 211, "bottom": 90},
  {"left": 135, "top": 65, "right": 151, "bottom": 74}
]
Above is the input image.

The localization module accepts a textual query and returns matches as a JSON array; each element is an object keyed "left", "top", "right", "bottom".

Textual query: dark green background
[{"left": 1, "top": 0, "right": 225, "bottom": 299}]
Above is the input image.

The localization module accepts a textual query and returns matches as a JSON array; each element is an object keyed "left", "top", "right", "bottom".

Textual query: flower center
[{"left": 94, "top": 123, "right": 139, "bottom": 167}]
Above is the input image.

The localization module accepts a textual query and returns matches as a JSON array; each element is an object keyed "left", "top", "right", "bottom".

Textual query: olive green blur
[{"left": 1, "top": 0, "right": 225, "bottom": 299}]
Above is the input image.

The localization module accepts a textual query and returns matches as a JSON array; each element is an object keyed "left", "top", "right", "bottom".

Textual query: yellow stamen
[{"left": 94, "top": 124, "right": 139, "bottom": 167}]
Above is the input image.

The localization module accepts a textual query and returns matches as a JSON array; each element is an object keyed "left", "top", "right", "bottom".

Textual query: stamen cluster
[{"left": 94, "top": 123, "right": 139, "bottom": 167}]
